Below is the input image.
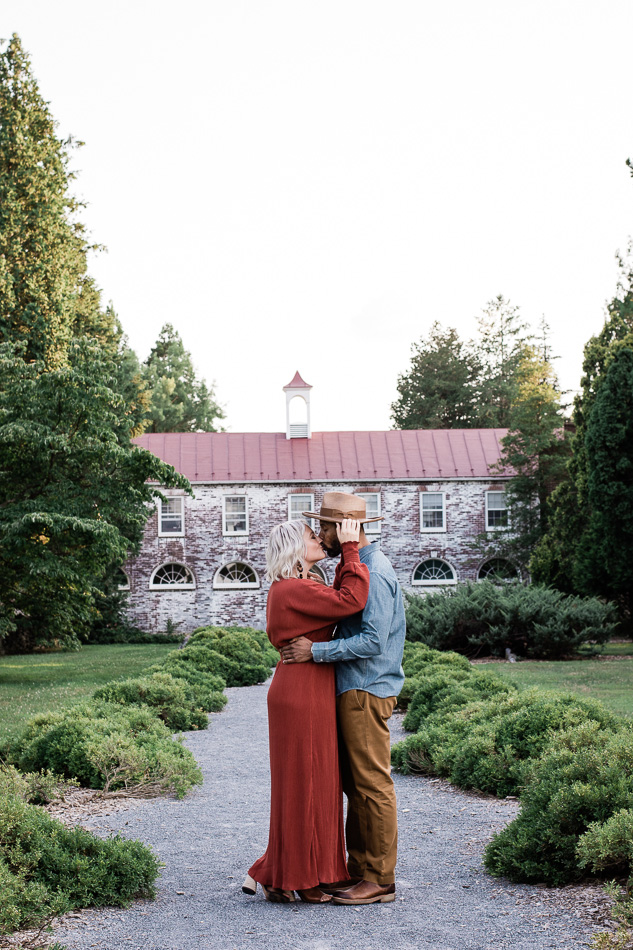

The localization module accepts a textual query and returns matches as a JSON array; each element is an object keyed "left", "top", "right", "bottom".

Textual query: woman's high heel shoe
[
  {"left": 243, "top": 875, "right": 296, "bottom": 902},
  {"left": 242, "top": 874, "right": 257, "bottom": 895},
  {"left": 297, "top": 887, "right": 332, "bottom": 904}
]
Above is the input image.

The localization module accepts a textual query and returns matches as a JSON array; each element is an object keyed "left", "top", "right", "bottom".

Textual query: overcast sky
[{"left": 2, "top": 1, "right": 633, "bottom": 432}]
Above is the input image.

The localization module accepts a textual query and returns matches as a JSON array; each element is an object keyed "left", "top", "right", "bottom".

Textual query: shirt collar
[{"left": 359, "top": 541, "right": 379, "bottom": 563}]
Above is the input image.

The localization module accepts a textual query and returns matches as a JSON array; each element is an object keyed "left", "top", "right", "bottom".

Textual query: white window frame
[
  {"left": 477, "top": 558, "right": 520, "bottom": 583},
  {"left": 288, "top": 493, "right": 315, "bottom": 529},
  {"left": 222, "top": 495, "right": 249, "bottom": 536},
  {"left": 158, "top": 496, "right": 185, "bottom": 537},
  {"left": 213, "top": 562, "right": 260, "bottom": 590},
  {"left": 412, "top": 558, "right": 457, "bottom": 586},
  {"left": 149, "top": 563, "right": 196, "bottom": 590},
  {"left": 485, "top": 491, "right": 509, "bottom": 531},
  {"left": 117, "top": 569, "right": 130, "bottom": 591},
  {"left": 357, "top": 492, "right": 381, "bottom": 535},
  {"left": 419, "top": 492, "right": 447, "bottom": 533}
]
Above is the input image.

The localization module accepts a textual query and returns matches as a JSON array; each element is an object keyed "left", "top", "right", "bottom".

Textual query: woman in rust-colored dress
[{"left": 242, "top": 518, "right": 369, "bottom": 904}]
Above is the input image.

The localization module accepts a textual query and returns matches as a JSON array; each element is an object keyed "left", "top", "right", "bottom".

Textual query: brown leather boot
[{"left": 330, "top": 880, "right": 396, "bottom": 904}]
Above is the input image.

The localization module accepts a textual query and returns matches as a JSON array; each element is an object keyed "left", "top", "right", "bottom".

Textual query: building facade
[{"left": 123, "top": 374, "right": 513, "bottom": 633}]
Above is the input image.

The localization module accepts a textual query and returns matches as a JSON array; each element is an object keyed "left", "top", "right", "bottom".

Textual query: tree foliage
[
  {"left": 0, "top": 342, "right": 189, "bottom": 652},
  {"left": 0, "top": 35, "right": 102, "bottom": 367},
  {"left": 392, "top": 296, "right": 532, "bottom": 430},
  {"left": 391, "top": 322, "right": 482, "bottom": 428},
  {"left": 475, "top": 295, "right": 532, "bottom": 427},
  {"left": 532, "top": 249, "right": 633, "bottom": 609},
  {"left": 488, "top": 341, "right": 570, "bottom": 567},
  {"left": 143, "top": 323, "right": 224, "bottom": 433},
  {"left": 575, "top": 346, "right": 633, "bottom": 613}
]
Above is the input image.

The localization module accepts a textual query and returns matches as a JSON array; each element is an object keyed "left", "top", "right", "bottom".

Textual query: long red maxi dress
[{"left": 248, "top": 542, "right": 370, "bottom": 892}]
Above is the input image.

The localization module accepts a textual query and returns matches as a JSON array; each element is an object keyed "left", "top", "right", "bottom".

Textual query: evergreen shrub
[
  {"left": 148, "top": 658, "right": 227, "bottom": 712},
  {"left": 394, "top": 642, "right": 633, "bottom": 886},
  {"left": 405, "top": 581, "right": 617, "bottom": 658},
  {"left": 12, "top": 702, "right": 203, "bottom": 797},
  {"left": 577, "top": 808, "right": 633, "bottom": 886},
  {"left": 484, "top": 723, "right": 633, "bottom": 885},
  {"left": 0, "top": 789, "right": 159, "bottom": 934},
  {"left": 186, "top": 626, "right": 276, "bottom": 685},
  {"left": 93, "top": 672, "right": 208, "bottom": 731}
]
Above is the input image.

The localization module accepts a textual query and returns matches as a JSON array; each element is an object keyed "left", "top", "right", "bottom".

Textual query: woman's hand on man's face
[{"left": 336, "top": 518, "right": 360, "bottom": 544}]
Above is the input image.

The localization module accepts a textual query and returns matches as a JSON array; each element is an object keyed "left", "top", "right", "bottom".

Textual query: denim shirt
[{"left": 311, "top": 542, "right": 406, "bottom": 698}]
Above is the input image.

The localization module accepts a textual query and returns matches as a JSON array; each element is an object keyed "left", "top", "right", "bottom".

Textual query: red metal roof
[
  {"left": 134, "top": 429, "right": 510, "bottom": 482},
  {"left": 283, "top": 371, "right": 312, "bottom": 389}
]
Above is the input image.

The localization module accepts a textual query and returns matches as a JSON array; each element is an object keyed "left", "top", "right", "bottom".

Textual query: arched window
[
  {"left": 213, "top": 562, "right": 260, "bottom": 590},
  {"left": 412, "top": 558, "right": 457, "bottom": 586},
  {"left": 150, "top": 563, "right": 196, "bottom": 590},
  {"left": 478, "top": 558, "right": 519, "bottom": 583},
  {"left": 116, "top": 568, "right": 130, "bottom": 591}
]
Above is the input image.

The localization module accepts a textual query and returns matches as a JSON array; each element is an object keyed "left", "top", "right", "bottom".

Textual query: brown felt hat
[{"left": 302, "top": 491, "right": 384, "bottom": 524}]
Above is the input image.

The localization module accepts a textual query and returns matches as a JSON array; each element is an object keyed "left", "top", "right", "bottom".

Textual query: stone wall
[{"left": 124, "top": 479, "right": 507, "bottom": 633}]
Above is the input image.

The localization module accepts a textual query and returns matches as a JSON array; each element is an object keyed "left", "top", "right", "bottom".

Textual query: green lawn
[
  {"left": 486, "top": 656, "right": 633, "bottom": 719},
  {"left": 0, "top": 644, "right": 175, "bottom": 742}
]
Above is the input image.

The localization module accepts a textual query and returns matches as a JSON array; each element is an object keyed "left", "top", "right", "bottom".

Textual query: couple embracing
[{"left": 242, "top": 492, "right": 406, "bottom": 906}]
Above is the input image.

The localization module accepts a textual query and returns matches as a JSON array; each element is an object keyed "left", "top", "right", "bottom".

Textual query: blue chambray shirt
[{"left": 311, "top": 542, "right": 406, "bottom": 698}]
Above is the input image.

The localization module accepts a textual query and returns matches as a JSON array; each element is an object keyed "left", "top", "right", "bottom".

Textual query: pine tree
[
  {"left": 475, "top": 295, "right": 532, "bottom": 427},
  {"left": 143, "top": 323, "right": 224, "bottom": 432},
  {"left": 574, "top": 345, "right": 633, "bottom": 617},
  {"left": 495, "top": 345, "right": 570, "bottom": 567},
  {"left": 0, "top": 34, "right": 104, "bottom": 366},
  {"left": 391, "top": 323, "right": 482, "bottom": 428},
  {"left": 532, "top": 249, "right": 633, "bottom": 596}
]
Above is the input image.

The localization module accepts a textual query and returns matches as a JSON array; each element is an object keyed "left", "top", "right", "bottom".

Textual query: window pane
[
  {"left": 216, "top": 562, "right": 258, "bottom": 586},
  {"left": 413, "top": 559, "right": 454, "bottom": 582},
  {"left": 422, "top": 493, "right": 444, "bottom": 529},
  {"left": 160, "top": 497, "right": 183, "bottom": 533},
  {"left": 357, "top": 493, "right": 381, "bottom": 535},
  {"left": 224, "top": 497, "right": 247, "bottom": 533},
  {"left": 152, "top": 563, "right": 194, "bottom": 586},
  {"left": 488, "top": 492, "right": 506, "bottom": 509},
  {"left": 488, "top": 509, "right": 509, "bottom": 528},
  {"left": 289, "top": 494, "right": 314, "bottom": 526},
  {"left": 478, "top": 558, "right": 518, "bottom": 582},
  {"left": 487, "top": 492, "right": 508, "bottom": 529}
]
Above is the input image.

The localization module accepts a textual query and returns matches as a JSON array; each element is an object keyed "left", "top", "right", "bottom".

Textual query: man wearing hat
[{"left": 280, "top": 492, "right": 406, "bottom": 905}]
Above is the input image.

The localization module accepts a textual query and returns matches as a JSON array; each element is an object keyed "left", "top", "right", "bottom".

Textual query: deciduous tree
[{"left": 0, "top": 342, "right": 189, "bottom": 652}]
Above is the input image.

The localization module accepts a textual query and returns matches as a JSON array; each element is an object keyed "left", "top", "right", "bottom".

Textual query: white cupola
[{"left": 283, "top": 371, "right": 312, "bottom": 439}]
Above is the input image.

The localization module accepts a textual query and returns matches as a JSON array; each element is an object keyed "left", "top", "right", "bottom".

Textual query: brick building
[{"left": 123, "top": 373, "right": 513, "bottom": 633}]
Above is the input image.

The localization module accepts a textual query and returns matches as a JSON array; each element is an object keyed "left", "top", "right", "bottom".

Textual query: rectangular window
[
  {"left": 486, "top": 491, "right": 509, "bottom": 530},
  {"left": 357, "top": 493, "right": 381, "bottom": 535},
  {"left": 289, "top": 493, "right": 315, "bottom": 529},
  {"left": 420, "top": 492, "right": 446, "bottom": 532},
  {"left": 159, "top": 496, "right": 184, "bottom": 536},
  {"left": 223, "top": 495, "right": 248, "bottom": 535}
]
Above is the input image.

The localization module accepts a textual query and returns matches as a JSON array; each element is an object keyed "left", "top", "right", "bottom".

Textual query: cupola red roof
[
  {"left": 283, "top": 371, "right": 312, "bottom": 389},
  {"left": 134, "top": 429, "right": 510, "bottom": 483}
]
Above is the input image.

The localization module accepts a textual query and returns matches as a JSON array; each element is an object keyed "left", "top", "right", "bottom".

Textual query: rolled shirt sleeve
[{"left": 311, "top": 571, "right": 395, "bottom": 663}]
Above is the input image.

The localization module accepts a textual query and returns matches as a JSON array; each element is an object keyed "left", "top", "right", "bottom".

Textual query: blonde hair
[{"left": 266, "top": 519, "right": 307, "bottom": 582}]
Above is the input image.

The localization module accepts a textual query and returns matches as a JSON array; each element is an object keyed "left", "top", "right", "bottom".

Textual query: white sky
[{"left": 2, "top": 1, "right": 633, "bottom": 432}]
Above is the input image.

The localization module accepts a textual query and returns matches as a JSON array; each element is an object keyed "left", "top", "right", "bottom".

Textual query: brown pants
[{"left": 336, "top": 690, "right": 398, "bottom": 886}]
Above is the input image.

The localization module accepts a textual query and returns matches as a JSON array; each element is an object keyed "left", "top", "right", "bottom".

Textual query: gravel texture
[{"left": 51, "top": 680, "right": 612, "bottom": 950}]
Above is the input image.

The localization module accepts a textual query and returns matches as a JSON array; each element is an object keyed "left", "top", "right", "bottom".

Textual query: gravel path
[{"left": 53, "top": 680, "right": 605, "bottom": 950}]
